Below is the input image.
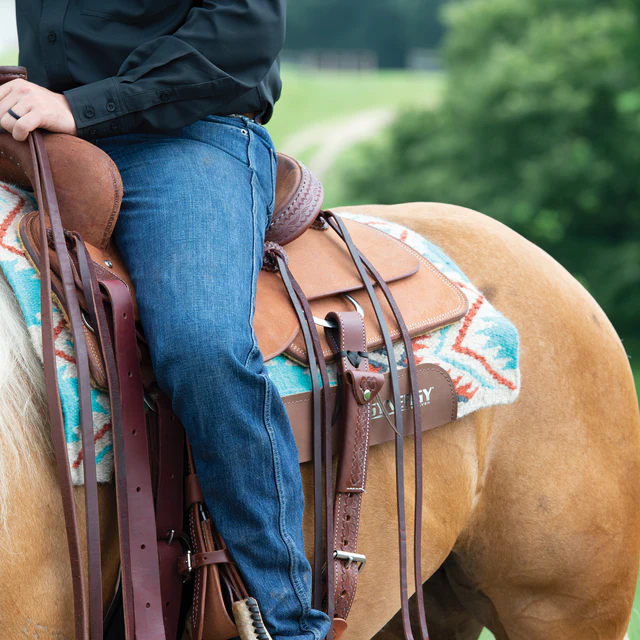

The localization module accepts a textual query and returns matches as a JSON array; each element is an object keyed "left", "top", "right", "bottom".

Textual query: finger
[
  {"left": 0, "top": 98, "right": 29, "bottom": 134},
  {"left": 0, "top": 95, "right": 19, "bottom": 120},
  {"left": 0, "top": 80, "right": 16, "bottom": 103},
  {"left": 0, "top": 110, "right": 18, "bottom": 134},
  {"left": 10, "top": 109, "right": 40, "bottom": 142},
  {"left": 0, "top": 78, "right": 28, "bottom": 103},
  {"left": 0, "top": 88, "right": 28, "bottom": 123}
]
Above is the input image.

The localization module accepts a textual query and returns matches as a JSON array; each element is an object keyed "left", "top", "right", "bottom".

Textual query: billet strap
[
  {"left": 98, "top": 275, "right": 167, "bottom": 638},
  {"left": 30, "top": 131, "right": 102, "bottom": 640},
  {"left": 75, "top": 237, "right": 166, "bottom": 638},
  {"left": 321, "top": 210, "right": 427, "bottom": 639},
  {"left": 325, "top": 311, "right": 384, "bottom": 620}
]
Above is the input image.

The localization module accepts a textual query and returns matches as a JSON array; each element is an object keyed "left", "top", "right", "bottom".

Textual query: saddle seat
[{"left": 0, "top": 132, "right": 323, "bottom": 250}]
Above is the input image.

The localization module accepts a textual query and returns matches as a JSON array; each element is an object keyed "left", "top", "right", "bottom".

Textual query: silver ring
[
  {"left": 7, "top": 108, "right": 21, "bottom": 120},
  {"left": 314, "top": 293, "right": 365, "bottom": 329}
]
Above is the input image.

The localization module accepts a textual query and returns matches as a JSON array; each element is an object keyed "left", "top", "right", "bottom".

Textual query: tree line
[{"left": 285, "top": 0, "right": 447, "bottom": 68}]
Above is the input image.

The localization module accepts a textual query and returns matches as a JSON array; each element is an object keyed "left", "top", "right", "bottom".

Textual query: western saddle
[{"left": 0, "top": 66, "right": 466, "bottom": 640}]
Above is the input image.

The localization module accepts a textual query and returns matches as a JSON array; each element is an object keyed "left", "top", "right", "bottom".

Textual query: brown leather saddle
[{"left": 0, "top": 66, "right": 466, "bottom": 640}]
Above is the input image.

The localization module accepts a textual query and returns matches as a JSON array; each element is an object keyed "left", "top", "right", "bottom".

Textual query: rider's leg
[{"left": 97, "top": 115, "right": 330, "bottom": 640}]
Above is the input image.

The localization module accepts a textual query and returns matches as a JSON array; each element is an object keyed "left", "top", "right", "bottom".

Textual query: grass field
[
  {"left": 267, "top": 66, "right": 444, "bottom": 146},
  {"left": 0, "top": 52, "right": 638, "bottom": 637}
]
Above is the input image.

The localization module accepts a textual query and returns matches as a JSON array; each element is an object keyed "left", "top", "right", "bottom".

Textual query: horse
[{"left": 0, "top": 200, "right": 638, "bottom": 640}]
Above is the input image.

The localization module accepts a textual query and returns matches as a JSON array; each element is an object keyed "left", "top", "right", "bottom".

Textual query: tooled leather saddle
[{"left": 0, "top": 66, "right": 466, "bottom": 640}]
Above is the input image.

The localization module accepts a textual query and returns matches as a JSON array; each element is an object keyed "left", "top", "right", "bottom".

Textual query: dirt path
[{"left": 281, "top": 107, "right": 396, "bottom": 178}]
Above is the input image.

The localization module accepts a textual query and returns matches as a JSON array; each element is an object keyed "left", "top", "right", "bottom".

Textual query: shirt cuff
[{"left": 64, "top": 77, "right": 131, "bottom": 140}]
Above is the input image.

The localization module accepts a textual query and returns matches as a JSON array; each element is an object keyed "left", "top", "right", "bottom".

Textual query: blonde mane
[{"left": 0, "top": 270, "right": 52, "bottom": 528}]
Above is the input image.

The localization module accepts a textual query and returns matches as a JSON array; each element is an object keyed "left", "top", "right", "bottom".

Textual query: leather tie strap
[
  {"left": 97, "top": 274, "right": 167, "bottom": 638},
  {"left": 268, "top": 245, "right": 334, "bottom": 633},
  {"left": 177, "top": 549, "right": 232, "bottom": 577},
  {"left": 30, "top": 131, "right": 103, "bottom": 640},
  {"left": 355, "top": 252, "right": 431, "bottom": 639},
  {"left": 321, "top": 211, "right": 419, "bottom": 640},
  {"left": 325, "top": 311, "right": 384, "bottom": 621}
]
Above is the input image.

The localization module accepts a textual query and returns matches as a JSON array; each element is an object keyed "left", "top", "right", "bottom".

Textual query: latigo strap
[{"left": 325, "top": 311, "right": 384, "bottom": 620}]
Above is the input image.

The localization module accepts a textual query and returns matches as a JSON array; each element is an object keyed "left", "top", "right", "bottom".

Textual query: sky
[{"left": 0, "top": 1, "right": 18, "bottom": 56}]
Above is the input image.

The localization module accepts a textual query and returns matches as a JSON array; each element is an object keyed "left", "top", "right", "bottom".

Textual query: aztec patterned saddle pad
[{"left": 0, "top": 183, "right": 520, "bottom": 484}]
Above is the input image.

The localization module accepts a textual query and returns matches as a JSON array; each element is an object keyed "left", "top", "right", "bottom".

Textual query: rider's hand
[{"left": 0, "top": 79, "right": 77, "bottom": 141}]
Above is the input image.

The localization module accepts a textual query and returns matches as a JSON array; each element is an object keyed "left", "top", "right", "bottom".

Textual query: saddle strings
[
  {"left": 354, "top": 251, "right": 430, "bottom": 640},
  {"left": 269, "top": 246, "right": 335, "bottom": 636},
  {"left": 322, "top": 211, "right": 430, "bottom": 640}
]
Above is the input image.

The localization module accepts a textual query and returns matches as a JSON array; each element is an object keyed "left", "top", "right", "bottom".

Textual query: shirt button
[
  {"left": 111, "top": 122, "right": 118, "bottom": 130},
  {"left": 90, "top": 128, "right": 97, "bottom": 136},
  {"left": 106, "top": 102, "right": 116, "bottom": 112},
  {"left": 85, "top": 106, "right": 95, "bottom": 118},
  {"left": 47, "top": 31, "right": 57, "bottom": 43},
  {"left": 160, "top": 90, "right": 171, "bottom": 102}
]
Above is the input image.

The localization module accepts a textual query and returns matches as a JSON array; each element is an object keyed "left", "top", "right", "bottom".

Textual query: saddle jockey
[{"left": 0, "top": 2, "right": 331, "bottom": 639}]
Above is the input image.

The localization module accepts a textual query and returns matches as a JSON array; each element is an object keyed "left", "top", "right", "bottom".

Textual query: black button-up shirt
[{"left": 16, "top": 0, "right": 285, "bottom": 139}]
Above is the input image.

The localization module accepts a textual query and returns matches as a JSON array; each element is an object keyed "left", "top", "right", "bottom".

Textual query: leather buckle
[{"left": 333, "top": 550, "right": 366, "bottom": 573}]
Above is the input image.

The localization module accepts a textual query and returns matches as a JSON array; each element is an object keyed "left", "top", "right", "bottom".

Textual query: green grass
[
  {"left": 266, "top": 66, "right": 444, "bottom": 148},
  {"left": 266, "top": 66, "right": 444, "bottom": 208}
]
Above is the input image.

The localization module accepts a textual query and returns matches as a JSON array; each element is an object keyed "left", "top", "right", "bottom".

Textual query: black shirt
[{"left": 16, "top": 0, "right": 285, "bottom": 139}]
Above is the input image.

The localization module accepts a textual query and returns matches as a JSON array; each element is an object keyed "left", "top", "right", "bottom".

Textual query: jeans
[{"left": 97, "top": 115, "right": 330, "bottom": 640}]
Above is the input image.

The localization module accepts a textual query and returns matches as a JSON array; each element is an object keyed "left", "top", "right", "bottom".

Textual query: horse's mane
[{"left": 0, "top": 270, "right": 52, "bottom": 529}]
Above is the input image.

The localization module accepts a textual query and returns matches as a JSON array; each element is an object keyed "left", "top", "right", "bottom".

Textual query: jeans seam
[
  {"left": 243, "top": 127, "right": 260, "bottom": 367},
  {"left": 260, "top": 375, "right": 320, "bottom": 639}
]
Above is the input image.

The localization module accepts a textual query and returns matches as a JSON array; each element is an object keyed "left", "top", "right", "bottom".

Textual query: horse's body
[{"left": 0, "top": 202, "right": 638, "bottom": 640}]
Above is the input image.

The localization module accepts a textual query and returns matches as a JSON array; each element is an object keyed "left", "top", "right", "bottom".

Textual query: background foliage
[
  {"left": 343, "top": 0, "right": 640, "bottom": 361},
  {"left": 285, "top": 0, "right": 446, "bottom": 67}
]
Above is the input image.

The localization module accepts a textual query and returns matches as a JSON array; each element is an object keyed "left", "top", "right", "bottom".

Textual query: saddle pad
[
  {"left": 0, "top": 184, "right": 521, "bottom": 485},
  {"left": 265, "top": 214, "right": 521, "bottom": 418}
]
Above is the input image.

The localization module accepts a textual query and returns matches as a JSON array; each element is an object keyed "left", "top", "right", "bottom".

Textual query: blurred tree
[
  {"left": 284, "top": 0, "right": 446, "bottom": 68},
  {"left": 344, "top": 0, "right": 640, "bottom": 352}
]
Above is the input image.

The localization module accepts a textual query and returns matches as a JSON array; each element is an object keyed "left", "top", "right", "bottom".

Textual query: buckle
[
  {"left": 333, "top": 550, "right": 366, "bottom": 573},
  {"left": 314, "top": 293, "right": 364, "bottom": 328},
  {"left": 178, "top": 550, "right": 193, "bottom": 581}
]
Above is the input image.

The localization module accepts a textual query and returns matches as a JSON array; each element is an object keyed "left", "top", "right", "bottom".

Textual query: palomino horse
[{"left": 0, "top": 202, "right": 638, "bottom": 639}]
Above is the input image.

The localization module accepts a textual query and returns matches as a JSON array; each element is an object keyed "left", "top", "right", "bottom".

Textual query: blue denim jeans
[{"left": 97, "top": 116, "right": 330, "bottom": 640}]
